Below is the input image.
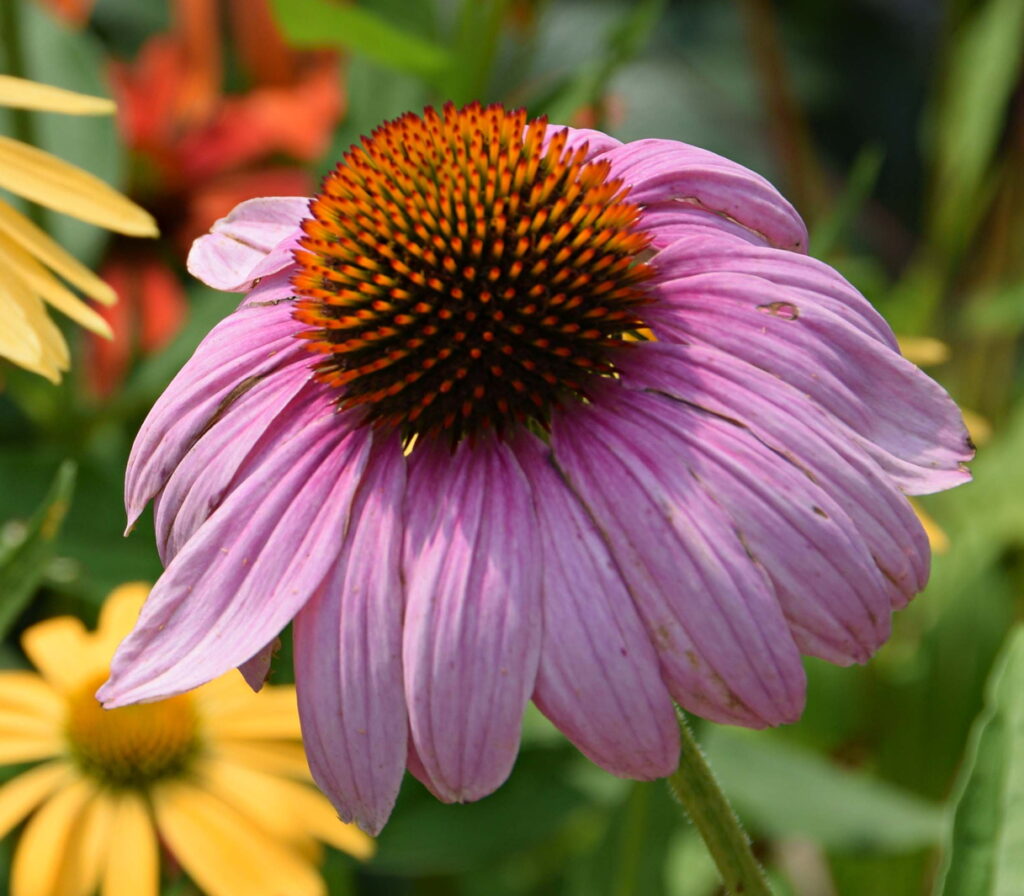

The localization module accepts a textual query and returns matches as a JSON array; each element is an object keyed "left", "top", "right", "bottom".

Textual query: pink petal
[
  {"left": 610, "top": 381, "right": 894, "bottom": 664},
  {"left": 294, "top": 438, "right": 407, "bottom": 835},
  {"left": 100, "top": 403, "right": 373, "bottom": 706},
  {"left": 645, "top": 269, "right": 973, "bottom": 494},
  {"left": 651, "top": 233, "right": 898, "bottom": 349},
  {"left": 402, "top": 436, "right": 542, "bottom": 802},
  {"left": 512, "top": 436, "right": 679, "bottom": 778},
  {"left": 187, "top": 197, "right": 310, "bottom": 291},
  {"left": 152, "top": 357, "right": 313, "bottom": 564},
  {"left": 124, "top": 301, "right": 307, "bottom": 528},
  {"left": 552, "top": 393, "right": 806, "bottom": 728},
  {"left": 544, "top": 123, "right": 623, "bottom": 160},
  {"left": 598, "top": 139, "right": 808, "bottom": 251},
  {"left": 639, "top": 202, "right": 772, "bottom": 249}
]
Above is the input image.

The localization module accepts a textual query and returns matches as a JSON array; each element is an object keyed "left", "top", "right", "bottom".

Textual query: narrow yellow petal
[
  {"left": 910, "top": 498, "right": 950, "bottom": 555},
  {"left": 0, "top": 761, "right": 69, "bottom": 840},
  {"left": 0, "top": 672, "right": 64, "bottom": 721},
  {"left": 10, "top": 777, "right": 93, "bottom": 896},
  {"left": 0, "top": 200, "right": 117, "bottom": 304},
  {"left": 0, "top": 136, "right": 157, "bottom": 237},
  {"left": 0, "top": 732, "right": 63, "bottom": 765},
  {"left": 0, "top": 231, "right": 112, "bottom": 337},
  {"left": 0, "top": 281, "right": 68, "bottom": 379},
  {"left": 215, "top": 740, "right": 315, "bottom": 779},
  {"left": 21, "top": 616, "right": 99, "bottom": 693},
  {"left": 961, "top": 407, "right": 992, "bottom": 447},
  {"left": 94, "top": 583, "right": 149, "bottom": 652},
  {"left": 0, "top": 708, "right": 59, "bottom": 736},
  {"left": 153, "top": 782, "right": 326, "bottom": 896},
  {"left": 897, "top": 335, "right": 950, "bottom": 367},
  {"left": 54, "top": 790, "right": 116, "bottom": 896},
  {"left": 0, "top": 76, "right": 116, "bottom": 116},
  {"left": 101, "top": 793, "right": 159, "bottom": 896},
  {"left": 201, "top": 687, "right": 303, "bottom": 740}
]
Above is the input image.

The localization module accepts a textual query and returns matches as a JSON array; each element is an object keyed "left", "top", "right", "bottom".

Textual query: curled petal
[
  {"left": 402, "top": 437, "right": 542, "bottom": 801},
  {"left": 600, "top": 138, "right": 808, "bottom": 251},
  {"left": 187, "top": 197, "right": 310, "bottom": 291}
]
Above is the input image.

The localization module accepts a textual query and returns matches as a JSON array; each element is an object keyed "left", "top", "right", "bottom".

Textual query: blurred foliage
[{"left": 1, "top": 0, "right": 1023, "bottom": 894}]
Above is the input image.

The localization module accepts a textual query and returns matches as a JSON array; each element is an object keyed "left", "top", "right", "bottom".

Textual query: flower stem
[{"left": 666, "top": 710, "right": 774, "bottom": 896}]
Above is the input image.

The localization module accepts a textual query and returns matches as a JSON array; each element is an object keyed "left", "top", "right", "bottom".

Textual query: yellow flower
[
  {"left": 0, "top": 75, "right": 157, "bottom": 382},
  {"left": 0, "top": 583, "right": 373, "bottom": 896}
]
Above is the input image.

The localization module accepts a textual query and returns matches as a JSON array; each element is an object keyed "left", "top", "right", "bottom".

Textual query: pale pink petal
[
  {"left": 639, "top": 202, "right": 772, "bottom": 249},
  {"left": 152, "top": 357, "right": 312, "bottom": 564},
  {"left": 651, "top": 233, "right": 898, "bottom": 349},
  {"left": 294, "top": 438, "right": 407, "bottom": 835},
  {"left": 544, "top": 124, "right": 623, "bottom": 160},
  {"left": 402, "top": 437, "right": 542, "bottom": 802},
  {"left": 610, "top": 379, "right": 894, "bottom": 663},
  {"left": 512, "top": 436, "right": 679, "bottom": 778},
  {"left": 124, "top": 301, "right": 307, "bottom": 528},
  {"left": 598, "top": 138, "right": 808, "bottom": 251},
  {"left": 552, "top": 393, "right": 806, "bottom": 728},
  {"left": 618, "top": 341, "right": 930, "bottom": 604},
  {"left": 187, "top": 197, "right": 310, "bottom": 291},
  {"left": 644, "top": 269, "right": 973, "bottom": 494},
  {"left": 100, "top": 403, "right": 373, "bottom": 706}
]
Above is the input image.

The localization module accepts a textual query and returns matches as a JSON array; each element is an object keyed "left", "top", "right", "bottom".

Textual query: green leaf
[
  {"left": 268, "top": 0, "right": 451, "bottom": 80},
  {"left": 704, "top": 727, "right": 944, "bottom": 851},
  {"left": 0, "top": 460, "right": 76, "bottom": 638},
  {"left": 936, "top": 626, "right": 1024, "bottom": 896},
  {"left": 927, "top": 0, "right": 1024, "bottom": 255}
]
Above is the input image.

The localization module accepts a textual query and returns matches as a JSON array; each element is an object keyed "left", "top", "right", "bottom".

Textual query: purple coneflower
[{"left": 99, "top": 103, "right": 972, "bottom": 834}]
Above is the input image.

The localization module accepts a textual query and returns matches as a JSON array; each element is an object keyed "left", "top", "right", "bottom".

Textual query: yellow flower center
[
  {"left": 293, "top": 101, "right": 654, "bottom": 445},
  {"left": 65, "top": 675, "right": 200, "bottom": 788}
]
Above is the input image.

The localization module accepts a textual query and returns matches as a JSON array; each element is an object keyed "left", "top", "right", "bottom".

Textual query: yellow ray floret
[
  {"left": 0, "top": 584, "right": 374, "bottom": 896},
  {"left": 0, "top": 76, "right": 158, "bottom": 382}
]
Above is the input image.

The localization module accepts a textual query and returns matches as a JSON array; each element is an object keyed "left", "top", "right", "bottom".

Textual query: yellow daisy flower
[
  {"left": 0, "top": 75, "right": 157, "bottom": 382},
  {"left": 0, "top": 583, "right": 373, "bottom": 896}
]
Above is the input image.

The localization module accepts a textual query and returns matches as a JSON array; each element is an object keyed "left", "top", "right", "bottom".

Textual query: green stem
[
  {"left": 666, "top": 711, "right": 773, "bottom": 896},
  {"left": 611, "top": 782, "right": 650, "bottom": 896}
]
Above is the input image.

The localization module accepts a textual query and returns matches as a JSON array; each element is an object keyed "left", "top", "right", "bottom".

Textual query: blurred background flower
[
  {"left": 0, "top": 74, "right": 155, "bottom": 382},
  {"left": 0, "top": 584, "right": 372, "bottom": 896}
]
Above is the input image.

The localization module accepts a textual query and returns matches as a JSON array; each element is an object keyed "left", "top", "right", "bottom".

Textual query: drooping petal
[
  {"left": 613, "top": 379, "right": 896, "bottom": 663},
  {"left": 100, "top": 405, "right": 373, "bottom": 706},
  {"left": 599, "top": 138, "right": 808, "bottom": 251},
  {"left": 545, "top": 124, "right": 622, "bottom": 160},
  {"left": 512, "top": 436, "right": 679, "bottom": 778},
  {"left": 187, "top": 197, "right": 309, "bottom": 291},
  {"left": 638, "top": 202, "right": 772, "bottom": 249},
  {"left": 124, "top": 300, "right": 307, "bottom": 527},
  {"left": 552, "top": 391, "right": 806, "bottom": 727},
  {"left": 236, "top": 638, "right": 279, "bottom": 692},
  {"left": 293, "top": 438, "right": 408, "bottom": 835},
  {"left": 644, "top": 268, "right": 973, "bottom": 494},
  {"left": 403, "top": 437, "right": 542, "bottom": 802},
  {"left": 618, "top": 341, "right": 931, "bottom": 604}
]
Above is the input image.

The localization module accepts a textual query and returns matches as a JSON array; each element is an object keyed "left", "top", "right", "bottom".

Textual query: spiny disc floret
[{"left": 293, "top": 102, "right": 653, "bottom": 443}]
